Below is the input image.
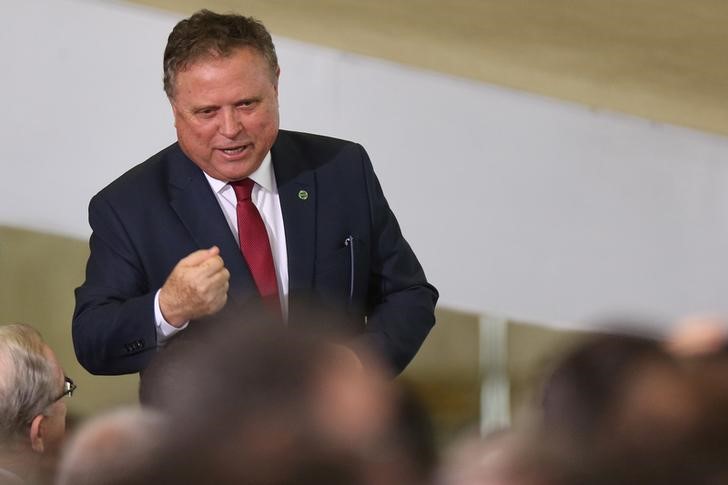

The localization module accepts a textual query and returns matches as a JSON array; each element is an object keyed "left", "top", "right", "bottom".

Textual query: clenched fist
[{"left": 159, "top": 247, "right": 230, "bottom": 326}]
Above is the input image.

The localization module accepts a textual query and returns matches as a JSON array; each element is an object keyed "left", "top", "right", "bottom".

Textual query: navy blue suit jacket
[{"left": 73, "top": 130, "right": 437, "bottom": 375}]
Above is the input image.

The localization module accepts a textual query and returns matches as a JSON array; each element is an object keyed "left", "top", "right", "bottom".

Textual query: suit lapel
[
  {"left": 165, "top": 145, "right": 256, "bottom": 295},
  {"left": 163, "top": 134, "right": 318, "bottom": 310},
  {"left": 272, "top": 132, "right": 317, "bottom": 294}
]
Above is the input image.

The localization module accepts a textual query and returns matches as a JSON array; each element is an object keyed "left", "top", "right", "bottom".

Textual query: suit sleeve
[
  {"left": 72, "top": 192, "right": 157, "bottom": 375},
  {"left": 353, "top": 145, "right": 439, "bottom": 374}
]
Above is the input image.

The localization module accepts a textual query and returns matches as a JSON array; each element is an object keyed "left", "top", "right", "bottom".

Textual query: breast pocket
[{"left": 315, "top": 235, "right": 369, "bottom": 313}]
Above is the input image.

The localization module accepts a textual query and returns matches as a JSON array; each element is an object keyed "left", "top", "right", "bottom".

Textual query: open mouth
[{"left": 220, "top": 145, "right": 248, "bottom": 155}]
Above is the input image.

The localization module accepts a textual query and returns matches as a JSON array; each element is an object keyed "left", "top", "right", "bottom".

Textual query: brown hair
[{"left": 163, "top": 9, "right": 278, "bottom": 98}]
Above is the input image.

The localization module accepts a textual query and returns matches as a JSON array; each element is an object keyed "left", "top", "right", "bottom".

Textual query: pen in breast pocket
[{"left": 344, "top": 235, "right": 354, "bottom": 302}]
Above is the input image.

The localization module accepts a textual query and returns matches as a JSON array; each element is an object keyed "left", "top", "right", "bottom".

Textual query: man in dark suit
[{"left": 72, "top": 10, "right": 437, "bottom": 376}]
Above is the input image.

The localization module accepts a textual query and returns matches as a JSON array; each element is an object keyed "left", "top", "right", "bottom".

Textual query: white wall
[{"left": 4, "top": 0, "right": 728, "bottom": 330}]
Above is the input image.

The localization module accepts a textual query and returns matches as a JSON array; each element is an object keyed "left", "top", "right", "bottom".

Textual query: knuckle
[{"left": 194, "top": 281, "right": 208, "bottom": 295}]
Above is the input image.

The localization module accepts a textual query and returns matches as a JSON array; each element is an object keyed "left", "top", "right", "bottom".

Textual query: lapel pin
[{"left": 298, "top": 190, "right": 309, "bottom": 200}]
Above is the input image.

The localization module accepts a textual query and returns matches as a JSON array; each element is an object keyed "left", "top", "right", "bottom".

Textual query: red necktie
[{"left": 230, "top": 179, "right": 280, "bottom": 309}]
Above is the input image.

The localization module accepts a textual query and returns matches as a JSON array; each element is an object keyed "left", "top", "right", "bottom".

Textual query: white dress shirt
[{"left": 155, "top": 152, "right": 289, "bottom": 344}]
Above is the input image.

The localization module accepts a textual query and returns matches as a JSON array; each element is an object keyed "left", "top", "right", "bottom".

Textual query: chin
[
  {"left": 228, "top": 162, "right": 263, "bottom": 179},
  {"left": 205, "top": 164, "right": 251, "bottom": 182}
]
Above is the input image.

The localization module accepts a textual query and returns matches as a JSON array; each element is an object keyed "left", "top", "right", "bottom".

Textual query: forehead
[
  {"left": 173, "top": 48, "right": 274, "bottom": 95},
  {"left": 42, "top": 344, "right": 64, "bottom": 385}
]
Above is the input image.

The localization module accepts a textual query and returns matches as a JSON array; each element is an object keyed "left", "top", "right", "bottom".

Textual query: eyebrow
[
  {"left": 190, "top": 96, "right": 262, "bottom": 114},
  {"left": 236, "top": 96, "right": 261, "bottom": 104}
]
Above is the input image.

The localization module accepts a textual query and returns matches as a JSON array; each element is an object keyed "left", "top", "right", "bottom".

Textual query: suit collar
[{"left": 201, "top": 151, "right": 276, "bottom": 194}]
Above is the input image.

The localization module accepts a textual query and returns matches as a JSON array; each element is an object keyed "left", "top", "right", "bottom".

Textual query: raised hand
[{"left": 159, "top": 247, "right": 230, "bottom": 326}]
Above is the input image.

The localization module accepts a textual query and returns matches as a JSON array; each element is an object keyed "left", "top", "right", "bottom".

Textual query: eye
[
  {"left": 194, "top": 107, "right": 218, "bottom": 119},
  {"left": 237, "top": 100, "right": 257, "bottom": 109}
]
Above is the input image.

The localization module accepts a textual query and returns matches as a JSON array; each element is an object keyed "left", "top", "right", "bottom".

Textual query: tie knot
[{"left": 230, "top": 178, "right": 255, "bottom": 201}]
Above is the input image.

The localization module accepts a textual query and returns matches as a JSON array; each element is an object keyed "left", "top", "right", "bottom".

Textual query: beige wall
[
  {"left": 0, "top": 226, "right": 138, "bottom": 418},
  {"left": 128, "top": 0, "right": 728, "bottom": 136}
]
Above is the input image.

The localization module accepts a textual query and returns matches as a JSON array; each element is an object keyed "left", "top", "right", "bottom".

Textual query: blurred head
[
  {"left": 164, "top": 10, "right": 280, "bottom": 182},
  {"left": 56, "top": 407, "right": 167, "bottom": 485},
  {"left": 437, "top": 428, "right": 570, "bottom": 485},
  {"left": 537, "top": 327, "right": 728, "bottom": 485},
  {"left": 666, "top": 315, "right": 728, "bottom": 357},
  {"left": 143, "top": 322, "right": 395, "bottom": 443},
  {"left": 540, "top": 332, "right": 667, "bottom": 443},
  {"left": 0, "top": 324, "right": 68, "bottom": 455},
  {"left": 560, "top": 354, "right": 728, "bottom": 485},
  {"left": 140, "top": 317, "right": 427, "bottom": 484}
]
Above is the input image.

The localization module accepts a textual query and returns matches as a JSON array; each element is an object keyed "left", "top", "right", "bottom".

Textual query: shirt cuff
[{"left": 154, "top": 289, "right": 189, "bottom": 344}]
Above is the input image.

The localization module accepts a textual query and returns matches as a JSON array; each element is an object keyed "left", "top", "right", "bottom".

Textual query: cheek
[
  {"left": 182, "top": 121, "right": 204, "bottom": 138},
  {"left": 175, "top": 120, "right": 224, "bottom": 170},
  {"left": 46, "top": 402, "right": 67, "bottom": 437},
  {"left": 58, "top": 409, "right": 67, "bottom": 434},
  {"left": 250, "top": 106, "right": 279, "bottom": 131},
  {"left": 179, "top": 121, "right": 217, "bottom": 146},
  {"left": 54, "top": 401, "right": 68, "bottom": 421}
]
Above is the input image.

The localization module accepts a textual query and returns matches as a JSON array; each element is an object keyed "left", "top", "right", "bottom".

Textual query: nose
[{"left": 219, "top": 108, "right": 243, "bottom": 138}]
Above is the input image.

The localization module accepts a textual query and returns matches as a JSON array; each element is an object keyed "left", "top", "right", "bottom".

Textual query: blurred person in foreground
[
  {"left": 537, "top": 328, "right": 728, "bottom": 484},
  {"left": 436, "top": 428, "right": 571, "bottom": 485},
  {"left": 72, "top": 8, "right": 438, "bottom": 377},
  {"left": 437, "top": 321, "right": 728, "bottom": 485},
  {"left": 665, "top": 314, "right": 728, "bottom": 357},
  {"left": 55, "top": 407, "right": 166, "bottom": 485},
  {"left": 539, "top": 332, "right": 668, "bottom": 447},
  {"left": 0, "top": 324, "right": 73, "bottom": 484},
  {"left": 439, "top": 327, "right": 728, "bottom": 485},
  {"left": 138, "top": 319, "right": 436, "bottom": 485}
]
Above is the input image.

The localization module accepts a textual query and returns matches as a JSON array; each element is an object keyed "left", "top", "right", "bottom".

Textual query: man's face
[{"left": 170, "top": 47, "right": 280, "bottom": 182}]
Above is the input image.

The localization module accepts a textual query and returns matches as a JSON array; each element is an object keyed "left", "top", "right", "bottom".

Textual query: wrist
[{"left": 158, "top": 288, "right": 187, "bottom": 327}]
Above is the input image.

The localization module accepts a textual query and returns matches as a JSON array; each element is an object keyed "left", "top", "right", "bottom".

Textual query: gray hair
[{"left": 0, "top": 324, "right": 57, "bottom": 446}]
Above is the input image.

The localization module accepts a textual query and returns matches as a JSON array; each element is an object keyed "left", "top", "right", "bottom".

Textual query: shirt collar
[{"left": 203, "top": 151, "right": 276, "bottom": 194}]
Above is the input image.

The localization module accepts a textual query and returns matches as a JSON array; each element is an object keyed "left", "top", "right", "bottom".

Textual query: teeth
[{"left": 223, "top": 146, "right": 245, "bottom": 154}]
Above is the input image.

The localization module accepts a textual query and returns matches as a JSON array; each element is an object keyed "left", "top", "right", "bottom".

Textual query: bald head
[{"left": 56, "top": 407, "right": 167, "bottom": 485}]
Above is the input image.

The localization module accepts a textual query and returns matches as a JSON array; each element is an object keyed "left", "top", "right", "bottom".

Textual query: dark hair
[
  {"left": 163, "top": 9, "right": 278, "bottom": 97},
  {"left": 540, "top": 333, "right": 666, "bottom": 440}
]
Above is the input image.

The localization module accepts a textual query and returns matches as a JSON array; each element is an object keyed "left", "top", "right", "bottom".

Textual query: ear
[
  {"left": 29, "top": 414, "right": 45, "bottom": 453},
  {"left": 170, "top": 102, "right": 180, "bottom": 127},
  {"left": 273, "top": 66, "right": 281, "bottom": 94}
]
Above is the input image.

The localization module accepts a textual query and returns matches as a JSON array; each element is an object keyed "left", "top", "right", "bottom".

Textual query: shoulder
[
  {"left": 275, "top": 130, "right": 365, "bottom": 162},
  {"left": 93, "top": 143, "right": 183, "bottom": 204},
  {"left": 272, "top": 130, "right": 372, "bottom": 181},
  {"left": 276, "top": 129, "right": 359, "bottom": 149}
]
